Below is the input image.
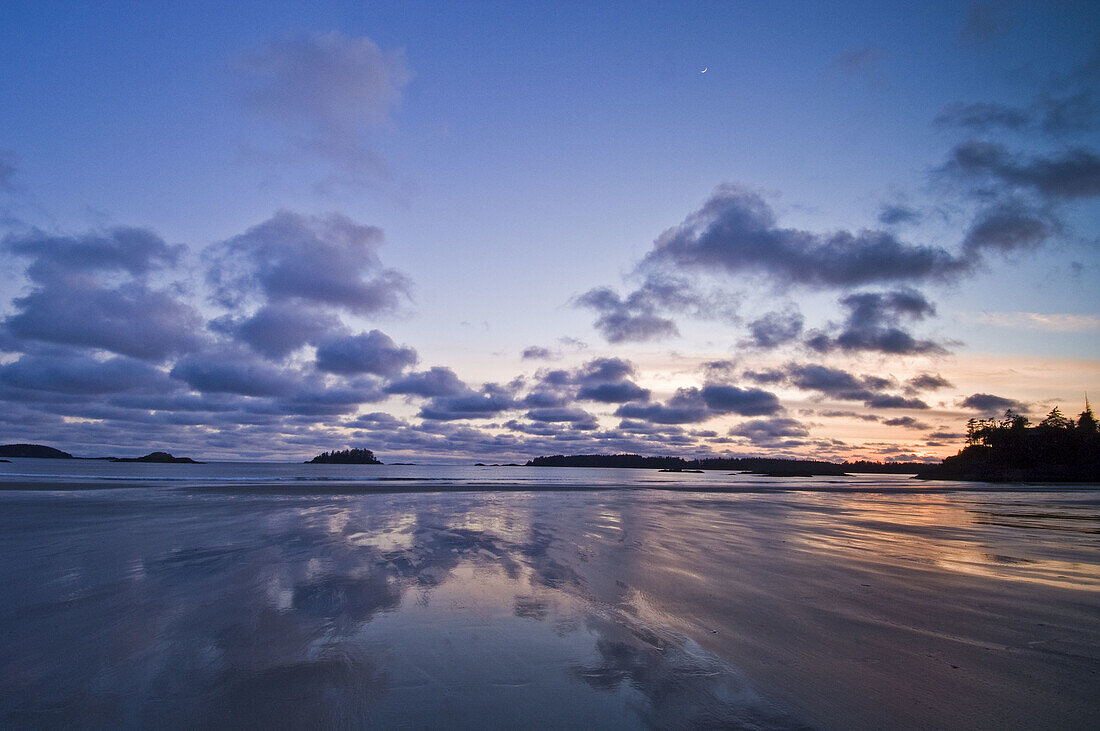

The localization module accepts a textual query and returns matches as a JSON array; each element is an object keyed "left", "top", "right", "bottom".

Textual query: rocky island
[
  {"left": 0, "top": 444, "right": 74, "bottom": 459},
  {"left": 110, "top": 452, "right": 202, "bottom": 464},
  {"left": 306, "top": 448, "right": 382, "bottom": 465}
]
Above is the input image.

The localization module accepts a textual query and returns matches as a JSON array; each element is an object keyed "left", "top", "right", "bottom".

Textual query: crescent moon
[{"left": 701, "top": 66, "right": 708, "bottom": 73}]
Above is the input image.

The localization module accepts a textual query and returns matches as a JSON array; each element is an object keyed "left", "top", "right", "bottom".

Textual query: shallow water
[{"left": 0, "top": 461, "right": 1097, "bottom": 728}]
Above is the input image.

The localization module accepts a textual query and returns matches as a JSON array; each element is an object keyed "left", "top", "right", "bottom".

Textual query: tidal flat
[{"left": 0, "top": 467, "right": 1097, "bottom": 729}]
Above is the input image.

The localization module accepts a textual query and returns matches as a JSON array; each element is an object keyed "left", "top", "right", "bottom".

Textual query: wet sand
[{"left": 0, "top": 482, "right": 1097, "bottom": 728}]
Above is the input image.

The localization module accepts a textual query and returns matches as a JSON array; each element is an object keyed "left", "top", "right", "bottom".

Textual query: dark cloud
[
  {"left": 644, "top": 185, "right": 963, "bottom": 288},
  {"left": 744, "top": 308, "right": 803, "bottom": 348},
  {"left": 170, "top": 350, "right": 301, "bottom": 397},
  {"left": 615, "top": 381, "right": 781, "bottom": 425},
  {"left": 576, "top": 382, "right": 650, "bottom": 403},
  {"left": 741, "top": 368, "right": 786, "bottom": 385},
  {"left": 525, "top": 407, "right": 597, "bottom": 425},
  {"left": 521, "top": 346, "right": 557, "bottom": 360},
  {"left": 877, "top": 204, "right": 923, "bottom": 226},
  {"left": 240, "top": 32, "right": 413, "bottom": 189},
  {"left": 385, "top": 367, "right": 468, "bottom": 398},
  {"left": 573, "top": 286, "right": 679, "bottom": 343},
  {"left": 206, "top": 211, "right": 411, "bottom": 316},
  {"left": 942, "top": 141, "right": 1100, "bottom": 200},
  {"left": 211, "top": 304, "right": 339, "bottom": 359},
  {"left": 961, "top": 202, "right": 1053, "bottom": 253},
  {"left": 615, "top": 388, "right": 710, "bottom": 425},
  {"left": 865, "top": 395, "right": 929, "bottom": 410},
  {"left": 3, "top": 227, "right": 202, "bottom": 361},
  {"left": 728, "top": 417, "right": 809, "bottom": 445},
  {"left": 783, "top": 364, "right": 878, "bottom": 400},
  {"left": 0, "top": 354, "right": 170, "bottom": 395},
  {"left": 905, "top": 373, "right": 954, "bottom": 393},
  {"left": 959, "top": 392, "right": 1027, "bottom": 414},
  {"left": 418, "top": 384, "right": 517, "bottom": 421},
  {"left": 314, "top": 330, "right": 417, "bottom": 377},
  {"left": 882, "top": 416, "right": 932, "bottom": 429},
  {"left": 699, "top": 384, "right": 782, "bottom": 416},
  {"left": 807, "top": 289, "right": 945, "bottom": 355}
]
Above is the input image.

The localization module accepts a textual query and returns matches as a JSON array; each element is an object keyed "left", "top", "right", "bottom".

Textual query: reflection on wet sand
[{"left": 0, "top": 486, "right": 1097, "bottom": 728}]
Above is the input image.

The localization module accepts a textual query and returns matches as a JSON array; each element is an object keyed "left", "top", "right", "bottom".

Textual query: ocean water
[{"left": 1, "top": 460, "right": 1097, "bottom": 728}]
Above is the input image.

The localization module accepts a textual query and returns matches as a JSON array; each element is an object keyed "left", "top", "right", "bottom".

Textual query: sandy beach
[{"left": 0, "top": 469, "right": 1097, "bottom": 729}]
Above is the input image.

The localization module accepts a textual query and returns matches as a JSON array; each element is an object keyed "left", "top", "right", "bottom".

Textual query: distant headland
[
  {"left": 524, "top": 454, "right": 923, "bottom": 476},
  {"left": 915, "top": 404, "right": 1099, "bottom": 482},
  {"left": 0, "top": 444, "right": 201, "bottom": 463},
  {"left": 306, "top": 448, "right": 382, "bottom": 465}
]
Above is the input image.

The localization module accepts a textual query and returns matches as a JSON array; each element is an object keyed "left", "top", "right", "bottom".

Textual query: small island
[
  {"left": 916, "top": 404, "right": 1099, "bottom": 482},
  {"left": 306, "top": 448, "right": 382, "bottom": 465},
  {"left": 111, "top": 452, "right": 202, "bottom": 464}
]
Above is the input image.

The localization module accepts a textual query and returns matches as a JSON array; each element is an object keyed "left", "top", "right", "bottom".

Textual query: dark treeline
[
  {"left": 525, "top": 454, "right": 928, "bottom": 474},
  {"left": 306, "top": 448, "right": 382, "bottom": 465},
  {"left": 917, "top": 404, "right": 1099, "bottom": 482}
]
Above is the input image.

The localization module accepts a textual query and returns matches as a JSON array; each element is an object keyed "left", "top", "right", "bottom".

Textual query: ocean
[{"left": 1, "top": 459, "right": 1097, "bottom": 728}]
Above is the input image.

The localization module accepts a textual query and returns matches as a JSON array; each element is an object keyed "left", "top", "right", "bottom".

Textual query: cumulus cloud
[
  {"left": 3, "top": 227, "right": 202, "bottom": 361},
  {"left": 386, "top": 367, "right": 468, "bottom": 398},
  {"left": 905, "top": 373, "right": 954, "bottom": 393},
  {"left": 573, "top": 286, "right": 679, "bottom": 343},
  {"left": 615, "top": 382, "right": 781, "bottom": 425},
  {"left": 241, "top": 32, "right": 413, "bottom": 189},
  {"left": 170, "top": 349, "right": 302, "bottom": 397},
  {"left": 877, "top": 204, "right": 923, "bottom": 226},
  {"left": 806, "top": 289, "right": 945, "bottom": 355},
  {"left": 206, "top": 211, "right": 411, "bottom": 316},
  {"left": 314, "top": 330, "right": 417, "bottom": 377},
  {"left": 0, "top": 354, "right": 171, "bottom": 395},
  {"left": 728, "top": 417, "right": 809, "bottom": 446},
  {"left": 743, "top": 307, "right": 804, "bottom": 349},
  {"left": 210, "top": 304, "right": 340, "bottom": 359},
  {"left": 882, "top": 416, "right": 932, "bottom": 429},
  {"left": 418, "top": 384, "right": 518, "bottom": 421},
  {"left": 959, "top": 392, "right": 1027, "bottom": 415},
  {"left": 643, "top": 185, "right": 963, "bottom": 288}
]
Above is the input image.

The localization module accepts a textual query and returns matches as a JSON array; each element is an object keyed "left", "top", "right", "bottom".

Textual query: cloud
[
  {"left": 3, "top": 227, "right": 202, "bottom": 361},
  {"left": 385, "top": 367, "right": 468, "bottom": 398},
  {"left": 865, "top": 395, "right": 929, "bottom": 410},
  {"left": 240, "top": 32, "right": 413, "bottom": 189},
  {"left": 525, "top": 407, "right": 597, "bottom": 425},
  {"left": 643, "top": 185, "right": 963, "bottom": 288},
  {"left": 959, "top": 392, "right": 1027, "bottom": 414},
  {"left": 170, "top": 349, "right": 301, "bottom": 397},
  {"left": 877, "top": 204, "right": 923, "bottom": 226},
  {"left": 882, "top": 416, "right": 931, "bottom": 429},
  {"left": 576, "top": 382, "right": 650, "bottom": 404},
  {"left": 0, "top": 354, "right": 170, "bottom": 395},
  {"left": 615, "top": 382, "right": 781, "bottom": 425},
  {"left": 743, "top": 308, "right": 804, "bottom": 349},
  {"left": 573, "top": 286, "right": 679, "bottom": 343},
  {"left": 699, "top": 384, "right": 782, "bottom": 416},
  {"left": 905, "top": 373, "right": 954, "bottom": 393},
  {"left": 960, "top": 201, "right": 1053, "bottom": 254},
  {"left": 211, "top": 304, "right": 340, "bottom": 359},
  {"left": 965, "top": 311, "right": 1100, "bottom": 331},
  {"left": 314, "top": 330, "right": 417, "bottom": 377},
  {"left": 728, "top": 417, "right": 809, "bottom": 445},
  {"left": 206, "top": 211, "right": 411, "bottom": 316},
  {"left": 942, "top": 141, "right": 1100, "bottom": 200},
  {"left": 806, "top": 289, "right": 945, "bottom": 355},
  {"left": 521, "top": 346, "right": 557, "bottom": 360},
  {"left": 418, "top": 384, "right": 517, "bottom": 421}
]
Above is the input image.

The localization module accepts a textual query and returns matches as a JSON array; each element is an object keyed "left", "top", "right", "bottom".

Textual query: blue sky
[{"left": 0, "top": 1, "right": 1097, "bottom": 461}]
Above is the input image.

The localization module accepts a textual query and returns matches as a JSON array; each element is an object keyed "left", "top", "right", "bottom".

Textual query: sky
[{"left": 0, "top": 0, "right": 1097, "bottom": 462}]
